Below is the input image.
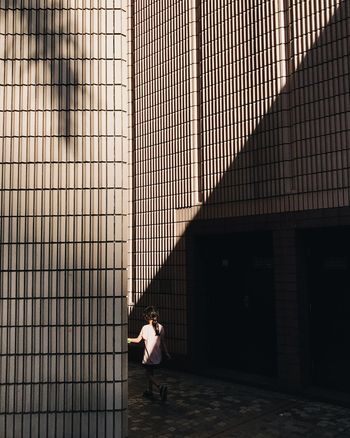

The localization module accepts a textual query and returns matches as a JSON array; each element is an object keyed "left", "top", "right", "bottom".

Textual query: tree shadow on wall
[
  {"left": 129, "top": 1, "right": 350, "bottom": 359},
  {"left": 1, "top": 0, "right": 86, "bottom": 143}
]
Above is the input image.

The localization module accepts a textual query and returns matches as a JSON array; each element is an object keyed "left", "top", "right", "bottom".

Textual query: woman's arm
[
  {"left": 128, "top": 332, "right": 143, "bottom": 344},
  {"left": 161, "top": 334, "right": 171, "bottom": 359}
]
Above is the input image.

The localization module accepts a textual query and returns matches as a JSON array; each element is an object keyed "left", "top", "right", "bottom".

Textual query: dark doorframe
[
  {"left": 300, "top": 227, "right": 350, "bottom": 392},
  {"left": 188, "top": 229, "right": 277, "bottom": 377}
]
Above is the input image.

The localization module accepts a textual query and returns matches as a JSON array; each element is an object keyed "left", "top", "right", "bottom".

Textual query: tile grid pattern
[
  {"left": 130, "top": 1, "right": 192, "bottom": 354},
  {"left": 201, "top": 0, "right": 284, "bottom": 206},
  {"left": 0, "top": 2, "right": 128, "bottom": 437},
  {"left": 130, "top": 0, "right": 350, "bottom": 358}
]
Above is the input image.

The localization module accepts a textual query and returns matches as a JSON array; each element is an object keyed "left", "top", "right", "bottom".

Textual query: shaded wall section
[
  {"left": 129, "top": 0, "right": 350, "bottom": 380},
  {"left": 0, "top": 1, "right": 128, "bottom": 437}
]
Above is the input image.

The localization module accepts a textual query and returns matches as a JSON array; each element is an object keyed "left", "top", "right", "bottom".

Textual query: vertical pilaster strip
[
  {"left": 127, "top": 0, "right": 135, "bottom": 309},
  {"left": 189, "top": 0, "right": 203, "bottom": 205},
  {"left": 274, "top": 229, "right": 302, "bottom": 388},
  {"left": 276, "top": 0, "right": 294, "bottom": 195}
]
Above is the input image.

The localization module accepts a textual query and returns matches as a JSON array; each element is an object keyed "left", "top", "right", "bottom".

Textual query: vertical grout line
[
  {"left": 89, "top": 4, "right": 94, "bottom": 432},
  {"left": 102, "top": 3, "right": 108, "bottom": 436},
  {"left": 34, "top": 1, "right": 43, "bottom": 433},
  {"left": 46, "top": 0, "right": 53, "bottom": 434},
  {"left": 129, "top": 0, "right": 136, "bottom": 309},
  {"left": 97, "top": 1, "right": 101, "bottom": 434},
  {"left": 81, "top": 2, "right": 87, "bottom": 437},
  {"left": 4, "top": 5, "right": 11, "bottom": 435},
  {"left": 28, "top": 2, "right": 35, "bottom": 432},
  {"left": 77, "top": 3, "right": 83, "bottom": 436},
  {"left": 60, "top": 0, "right": 68, "bottom": 434},
  {"left": 13, "top": 4, "right": 21, "bottom": 436},
  {"left": 105, "top": 0, "right": 110, "bottom": 424},
  {"left": 80, "top": 6, "right": 85, "bottom": 428},
  {"left": 112, "top": 3, "right": 116, "bottom": 435},
  {"left": 88, "top": 1, "right": 94, "bottom": 434},
  {"left": 19, "top": 2, "right": 26, "bottom": 437},
  {"left": 54, "top": 3, "right": 61, "bottom": 430},
  {"left": 0, "top": 5, "right": 5, "bottom": 437},
  {"left": 69, "top": 2, "right": 74, "bottom": 435}
]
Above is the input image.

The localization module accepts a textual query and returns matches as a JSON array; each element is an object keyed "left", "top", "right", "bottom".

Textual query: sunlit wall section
[
  {"left": 129, "top": 0, "right": 192, "bottom": 354},
  {"left": 0, "top": 2, "right": 128, "bottom": 437}
]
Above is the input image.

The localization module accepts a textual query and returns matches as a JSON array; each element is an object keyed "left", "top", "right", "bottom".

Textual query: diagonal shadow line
[
  {"left": 1, "top": 1, "right": 87, "bottom": 144},
  {"left": 129, "top": 1, "right": 349, "bottom": 352}
]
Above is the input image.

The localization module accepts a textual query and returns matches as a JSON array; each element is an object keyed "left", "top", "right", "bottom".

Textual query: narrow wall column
[{"left": 274, "top": 228, "right": 302, "bottom": 388}]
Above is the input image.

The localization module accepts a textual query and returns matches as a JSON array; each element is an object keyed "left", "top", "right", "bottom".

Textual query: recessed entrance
[
  {"left": 302, "top": 227, "right": 350, "bottom": 392},
  {"left": 193, "top": 231, "right": 277, "bottom": 377}
]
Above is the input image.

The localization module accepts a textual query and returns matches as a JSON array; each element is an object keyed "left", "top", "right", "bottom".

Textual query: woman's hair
[{"left": 143, "top": 306, "right": 160, "bottom": 336}]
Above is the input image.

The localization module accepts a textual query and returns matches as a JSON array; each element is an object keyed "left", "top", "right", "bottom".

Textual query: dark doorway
[
  {"left": 302, "top": 227, "right": 350, "bottom": 392},
  {"left": 193, "top": 231, "right": 277, "bottom": 377}
]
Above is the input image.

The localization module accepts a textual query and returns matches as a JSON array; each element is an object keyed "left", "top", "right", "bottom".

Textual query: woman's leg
[
  {"left": 144, "top": 366, "right": 168, "bottom": 401},
  {"left": 145, "top": 366, "right": 160, "bottom": 392}
]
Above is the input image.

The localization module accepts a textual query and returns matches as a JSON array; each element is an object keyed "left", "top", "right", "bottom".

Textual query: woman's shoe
[{"left": 159, "top": 385, "right": 168, "bottom": 402}]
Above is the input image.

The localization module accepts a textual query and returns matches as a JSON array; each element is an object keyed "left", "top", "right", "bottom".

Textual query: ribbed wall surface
[
  {"left": 129, "top": 0, "right": 193, "bottom": 353},
  {"left": 130, "top": 0, "right": 350, "bottom": 355},
  {"left": 201, "top": 0, "right": 284, "bottom": 204},
  {"left": 200, "top": 0, "right": 349, "bottom": 215},
  {"left": 290, "top": 0, "right": 349, "bottom": 204},
  {"left": 0, "top": 2, "right": 128, "bottom": 437}
]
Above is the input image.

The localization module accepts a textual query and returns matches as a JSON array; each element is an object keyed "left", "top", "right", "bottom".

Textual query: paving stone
[{"left": 128, "top": 362, "right": 350, "bottom": 437}]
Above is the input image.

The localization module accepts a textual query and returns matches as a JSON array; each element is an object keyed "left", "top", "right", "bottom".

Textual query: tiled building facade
[
  {"left": 0, "top": 2, "right": 128, "bottom": 437},
  {"left": 129, "top": 0, "right": 350, "bottom": 394}
]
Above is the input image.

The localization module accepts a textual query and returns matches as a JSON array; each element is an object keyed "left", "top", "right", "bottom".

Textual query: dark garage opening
[
  {"left": 192, "top": 231, "right": 277, "bottom": 378},
  {"left": 301, "top": 227, "right": 350, "bottom": 393}
]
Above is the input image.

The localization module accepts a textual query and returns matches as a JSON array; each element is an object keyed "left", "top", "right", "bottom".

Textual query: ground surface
[{"left": 128, "top": 362, "right": 350, "bottom": 437}]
